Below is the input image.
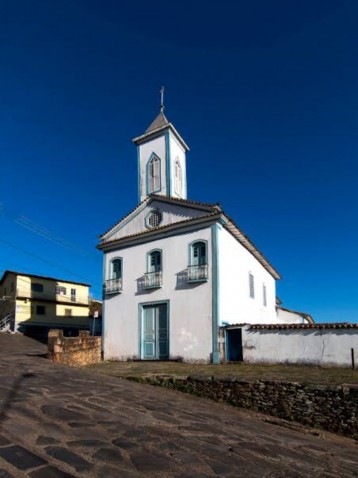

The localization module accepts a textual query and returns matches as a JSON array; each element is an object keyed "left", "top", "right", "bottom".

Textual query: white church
[{"left": 97, "top": 99, "right": 312, "bottom": 363}]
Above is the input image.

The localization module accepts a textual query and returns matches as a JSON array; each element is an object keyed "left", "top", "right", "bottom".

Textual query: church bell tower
[{"left": 133, "top": 88, "right": 189, "bottom": 203}]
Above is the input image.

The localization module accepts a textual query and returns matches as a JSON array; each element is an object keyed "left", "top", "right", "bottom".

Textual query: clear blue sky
[{"left": 0, "top": 0, "right": 357, "bottom": 322}]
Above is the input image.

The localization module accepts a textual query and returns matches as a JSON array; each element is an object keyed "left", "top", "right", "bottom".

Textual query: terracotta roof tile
[
  {"left": 97, "top": 212, "right": 221, "bottom": 248},
  {"left": 249, "top": 323, "right": 358, "bottom": 330},
  {"left": 98, "top": 195, "right": 220, "bottom": 239}
]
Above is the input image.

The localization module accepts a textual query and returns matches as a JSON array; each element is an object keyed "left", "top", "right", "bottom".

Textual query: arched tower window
[
  {"left": 174, "top": 159, "right": 182, "bottom": 195},
  {"left": 147, "top": 154, "right": 161, "bottom": 194}
]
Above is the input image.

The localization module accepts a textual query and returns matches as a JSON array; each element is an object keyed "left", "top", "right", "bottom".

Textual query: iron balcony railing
[
  {"left": 105, "top": 278, "right": 123, "bottom": 294},
  {"left": 188, "top": 264, "right": 208, "bottom": 282},
  {"left": 144, "top": 271, "right": 162, "bottom": 288}
]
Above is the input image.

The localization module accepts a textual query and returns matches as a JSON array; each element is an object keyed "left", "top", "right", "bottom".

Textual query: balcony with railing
[
  {"left": 144, "top": 271, "right": 162, "bottom": 289},
  {"left": 187, "top": 264, "right": 208, "bottom": 282},
  {"left": 105, "top": 278, "right": 122, "bottom": 295}
]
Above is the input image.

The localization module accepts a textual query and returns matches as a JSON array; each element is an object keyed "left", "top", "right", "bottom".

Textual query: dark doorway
[{"left": 226, "top": 328, "right": 243, "bottom": 361}]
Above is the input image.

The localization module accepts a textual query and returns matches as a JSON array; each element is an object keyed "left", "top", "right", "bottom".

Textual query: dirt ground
[{"left": 87, "top": 360, "right": 358, "bottom": 385}]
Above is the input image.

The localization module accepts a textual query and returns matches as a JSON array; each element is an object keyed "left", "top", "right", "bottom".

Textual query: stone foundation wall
[
  {"left": 133, "top": 375, "right": 358, "bottom": 438},
  {"left": 48, "top": 329, "right": 102, "bottom": 366}
]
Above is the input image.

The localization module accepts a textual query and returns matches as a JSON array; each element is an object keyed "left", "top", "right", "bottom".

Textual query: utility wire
[
  {"left": 0, "top": 237, "right": 102, "bottom": 292},
  {"left": 1, "top": 202, "right": 100, "bottom": 261}
]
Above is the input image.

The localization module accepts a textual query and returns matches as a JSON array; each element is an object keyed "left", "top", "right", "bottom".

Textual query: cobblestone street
[{"left": 0, "top": 334, "right": 357, "bottom": 477}]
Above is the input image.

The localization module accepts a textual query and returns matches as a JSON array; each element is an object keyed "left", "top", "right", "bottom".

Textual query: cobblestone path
[{"left": 0, "top": 334, "right": 357, "bottom": 477}]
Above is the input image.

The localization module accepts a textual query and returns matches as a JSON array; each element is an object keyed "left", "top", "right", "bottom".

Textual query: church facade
[{"left": 97, "top": 107, "right": 310, "bottom": 363}]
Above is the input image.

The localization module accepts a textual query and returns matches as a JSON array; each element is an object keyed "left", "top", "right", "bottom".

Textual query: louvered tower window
[
  {"left": 174, "top": 159, "right": 182, "bottom": 195},
  {"left": 148, "top": 155, "right": 161, "bottom": 193},
  {"left": 249, "top": 273, "right": 255, "bottom": 298}
]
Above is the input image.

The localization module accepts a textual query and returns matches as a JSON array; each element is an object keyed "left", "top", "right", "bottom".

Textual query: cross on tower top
[{"left": 160, "top": 86, "right": 165, "bottom": 112}]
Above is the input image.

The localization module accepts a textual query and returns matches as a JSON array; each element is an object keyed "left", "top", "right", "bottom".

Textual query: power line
[
  {"left": 0, "top": 237, "right": 102, "bottom": 291},
  {"left": 1, "top": 202, "right": 100, "bottom": 261}
]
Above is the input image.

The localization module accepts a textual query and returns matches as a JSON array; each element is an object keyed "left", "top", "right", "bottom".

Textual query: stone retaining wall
[
  {"left": 132, "top": 375, "right": 358, "bottom": 438},
  {"left": 48, "top": 329, "right": 101, "bottom": 366}
]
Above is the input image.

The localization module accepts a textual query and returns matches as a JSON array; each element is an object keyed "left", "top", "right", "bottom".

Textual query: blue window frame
[
  {"left": 105, "top": 257, "right": 123, "bottom": 294},
  {"left": 110, "top": 258, "right": 122, "bottom": 280},
  {"left": 188, "top": 240, "right": 208, "bottom": 282},
  {"left": 144, "top": 250, "right": 162, "bottom": 288},
  {"left": 147, "top": 250, "right": 162, "bottom": 273}
]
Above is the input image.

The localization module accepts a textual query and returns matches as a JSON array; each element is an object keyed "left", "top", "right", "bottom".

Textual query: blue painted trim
[
  {"left": 211, "top": 224, "right": 220, "bottom": 364},
  {"left": 101, "top": 254, "right": 107, "bottom": 355},
  {"left": 139, "top": 300, "right": 170, "bottom": 360},
  {"left": 165, "top": 130, "right": 171, "bottom": 196},
  {"left": 146, "top": 153, "right": 162, "bottom": 196},
  {"left": 137, "top": 146, "right": 141, "bottom": 203}
]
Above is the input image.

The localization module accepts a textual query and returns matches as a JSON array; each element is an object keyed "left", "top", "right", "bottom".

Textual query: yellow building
[{"left": 0, "top": 270, "right": 91, "bottom": 334}]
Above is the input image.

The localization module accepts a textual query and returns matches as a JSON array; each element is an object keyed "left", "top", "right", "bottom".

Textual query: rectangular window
[
  {"left": 65, "top": 308, "right": 72, "bottom": 317},
  {"left": 36, "top": 305, "right": 46, "bottom": 315},
  {"left": 31, "top": 283, "right": 44, "bottom": 292},
  {"left": 263, "top": 284, "right": 267, "bottom": 306},
  {"left": 71, "top": 288, "right": 76, "bottom": 302},
  {"left": 56, "top": 286, "right": 67, "bottom": 296},
  {"left": 249, "top": 273, "right": 255, "bottom": 298}
]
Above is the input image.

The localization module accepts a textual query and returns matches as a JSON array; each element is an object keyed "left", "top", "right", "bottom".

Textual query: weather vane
[{"left": 160, "top": 86, "right": 165, "bottom": 112}]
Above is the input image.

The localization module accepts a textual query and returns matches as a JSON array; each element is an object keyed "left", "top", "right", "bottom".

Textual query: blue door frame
[{"left": 140, "top": 302, "right": 169, "bottom": 360}]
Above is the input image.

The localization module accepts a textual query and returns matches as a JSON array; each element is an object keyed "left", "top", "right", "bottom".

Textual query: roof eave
[
  {"left": 97, "top": 213, "right": 221, "bottom": 251},
  {"left": 221, "top": 216, "right": 281, "bottom": 280},
  {"left": 132, "top": 123, "right": 190, "bottom": 151}
]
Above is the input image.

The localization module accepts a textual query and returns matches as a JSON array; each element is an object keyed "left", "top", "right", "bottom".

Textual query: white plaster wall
[
  {"left": 139, "top": 136, "right": 167, "bottom": 201},
  {"left": 276, "top": 308, "right": 306, "bottom": 324},
  {"left": 106, "top": 200, "right": 212, "bottom": 241},
  {"left": 242, "top": 326, "right": 358, "bottom": 366},
  {"left": 169, "top": 132, "right": 187, "bottom": 199},
  {"left": 218, "top": 227, "right": 278, "bottom": 324},
  {"left": 103, "top": 226, "right": 213, "bottom": 362}
]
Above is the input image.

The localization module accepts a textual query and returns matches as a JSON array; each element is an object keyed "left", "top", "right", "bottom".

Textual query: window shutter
[
  {"left": 153, "top": 158, "right": 160, "bottom": 191},
  {"left": 175, "top": 161, "right": 181, "bottom": 194}
]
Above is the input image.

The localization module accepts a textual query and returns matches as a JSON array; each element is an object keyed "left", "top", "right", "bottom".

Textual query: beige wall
[
  {"left": 16, "top": 275, "right": 89, "bottom": 305},
  {"left": 0, "top": 273, "right": 90, "bottom": 330}
]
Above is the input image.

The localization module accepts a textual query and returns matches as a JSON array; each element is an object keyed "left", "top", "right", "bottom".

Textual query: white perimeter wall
[
  {"left": 103, "top": 226, "right": 213, "bottom": 362},
  {"left": 218, "top": 227, "right": 278, "bottom": 324},
  {"left": 242, "top": 326, "right": 358, "bottom": 366}
]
